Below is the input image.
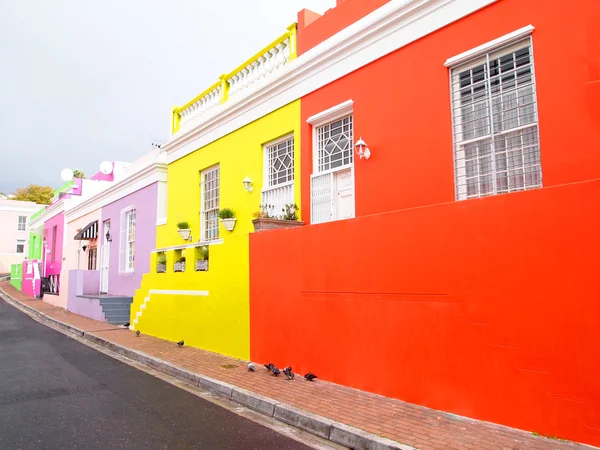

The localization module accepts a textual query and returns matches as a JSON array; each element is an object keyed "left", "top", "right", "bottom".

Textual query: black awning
[{"left": 74, "top": 220, "right": 98, "bottom": 240}]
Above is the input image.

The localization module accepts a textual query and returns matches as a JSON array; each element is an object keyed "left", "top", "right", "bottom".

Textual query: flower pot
[
  {"left": 221, "top": 218, "right": 236, "bottom": 231},
  {"left": 178, "top": 229, "right": 191, "bottom": 240},
  {"left": 195, "top": 260, "right": 208, "bottom": 271},
  {"left": 252, "top": 218, "right": 305, "bottom": 232},
  {"left": 156, "top": 263, "right": 166, "bottom": 273},
  {"left": 174, "top": 261, "right": 186, "bottom": 272}
]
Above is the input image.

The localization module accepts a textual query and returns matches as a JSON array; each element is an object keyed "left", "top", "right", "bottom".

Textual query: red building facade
[{"left": 250, "top": 0, "right": 600, "bottom": 445}]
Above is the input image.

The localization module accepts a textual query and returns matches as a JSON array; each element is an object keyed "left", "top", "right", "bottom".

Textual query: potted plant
[
  {"left": 157, "top": 254, "right": 167, "bottom": 273},
  {"left": 195, "top": 246, "right": 209, "bottom": 271},
  {"left": 252, "top": 203, "right": 305, "bottom": 232},
  {"left": 177, "top": 221, "right": 191, "bottom": 240},
  {"left": 174, "top": 256, "right": 186, "bottom": 272},
  {"left": 218, "top": 208, "right": 236, "bottom": 231}
]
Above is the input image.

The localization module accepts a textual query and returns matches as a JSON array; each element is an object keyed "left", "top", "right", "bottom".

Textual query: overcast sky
[{"left": 0, "top": 0, "right": 333, "bottom": 194}]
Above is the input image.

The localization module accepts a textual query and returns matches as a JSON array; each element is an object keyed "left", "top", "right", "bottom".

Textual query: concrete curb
[{"left": 1, "top": 290, "right": 415, "bottom": 450}]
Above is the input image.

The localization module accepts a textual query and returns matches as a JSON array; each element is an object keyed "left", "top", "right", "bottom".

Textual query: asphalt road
[{"left": 0, "top": 296, "right": 314, "bottom": 450}]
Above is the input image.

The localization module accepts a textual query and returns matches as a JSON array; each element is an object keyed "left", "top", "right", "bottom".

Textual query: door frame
[{"left": 100, "top": 220, "right": 111, "bottom": 294}]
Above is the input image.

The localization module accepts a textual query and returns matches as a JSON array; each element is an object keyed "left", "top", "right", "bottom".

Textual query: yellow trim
[
  {"left": 224, "top": 23, "right": 297, "bottom": 81},
  {"left": 170, "top": 23, "right": 297, "bottom": 134}
]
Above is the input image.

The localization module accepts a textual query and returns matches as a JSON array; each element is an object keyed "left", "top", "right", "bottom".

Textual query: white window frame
[
  {"left": 16, "top": 240, "right": 25, "bottom": 254},
  {"left": 200, "top": 165, "right": 220, "bottom": 242},
  {"left": 307, "top": 100, "right": 356, "bottom": 224},
  {"left": 17, "top": 216, "right": 26, "bottom": 231},
  {"left": 262, "top": 134, "right": 295, "bottom": 217},
  {"left": 446, "top": 26, "right": 542, "bottom": 200},
  {"left": 119, "top": 206, "right": 136, "bottom": 273}
]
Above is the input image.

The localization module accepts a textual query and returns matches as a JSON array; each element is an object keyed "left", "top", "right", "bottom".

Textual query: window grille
[
  {"left": 450, "top": 37, "right": 541, "bottom": 200},
  {"left": 201, "top": 165, "right": 220, "bottom": 241},
  {"left": 262, "top": 137, "right": 294, "bottom": 215},
  {"left": 18, "top": 216, "right": 26, "bottom": 231},
  {"left": 316, "top": 116, "right": 353, "bottom": 173}
]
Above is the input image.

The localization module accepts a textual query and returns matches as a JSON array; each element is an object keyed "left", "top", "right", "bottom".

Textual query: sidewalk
[{"left": 0, "top": 281, "right": 589, "bottom": 450}]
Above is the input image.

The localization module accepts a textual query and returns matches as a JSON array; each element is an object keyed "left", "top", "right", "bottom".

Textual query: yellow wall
[{"left": 131, "top": 100, "right": 301, "bottom": 359}]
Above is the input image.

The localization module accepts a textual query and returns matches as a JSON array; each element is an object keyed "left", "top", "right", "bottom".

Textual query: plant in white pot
[
  {"left": 177, "top": 221, "right": 191, "bottom": 240},
  {"left": 156, "top": 253, "right": 167, "bottom": 273},
  {"left": 218, "top": 208, "right": 236, "bottom": 232},
  {"left": 174, "top": 256, "right": 186, "bottom": 273},
  {"left": 195, "top": 246, "right": 208, "bottom": 271}
]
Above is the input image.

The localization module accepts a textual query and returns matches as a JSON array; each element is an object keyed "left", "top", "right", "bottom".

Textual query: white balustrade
[
  {"left": 178, "top": 84, "right": 222, "bottom": 130},
  {"left": 174, "top": 29, "right": 295, "bottom": 134},
  {"left": 261, "top": 182, "right": 294, "bottom": 219},
  {"left": 227, "top": 38, "right": 292, "bottom": 99}
]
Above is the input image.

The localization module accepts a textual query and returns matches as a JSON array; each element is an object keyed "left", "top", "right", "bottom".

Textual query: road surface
[{"left": 0, "top": 296, "right": 320, "bottom": 450}]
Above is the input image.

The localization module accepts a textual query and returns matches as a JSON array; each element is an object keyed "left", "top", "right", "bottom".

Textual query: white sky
[{"left": 0, "top": 0, "right": 334, "bottom": 193}]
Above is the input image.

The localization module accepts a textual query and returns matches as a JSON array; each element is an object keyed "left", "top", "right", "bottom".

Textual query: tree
[
  {"left": 11, "top": 184, "right": 54, "bottom": 205},
  {"left": 72, "top": 169, "right": 85, "bottom": 179}
]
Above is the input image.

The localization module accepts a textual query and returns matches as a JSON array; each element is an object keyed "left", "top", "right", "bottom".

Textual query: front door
[
  {"left": 334, "top": 168, "right": 355, "bottom": 220},
  {"left": 100, "top": 220, "right": 110, "bottom": 294}
]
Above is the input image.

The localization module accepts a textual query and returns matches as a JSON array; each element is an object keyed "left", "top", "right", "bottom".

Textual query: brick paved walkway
[{"left": 0, "top": 281, "right": 591, "bottom": 450}]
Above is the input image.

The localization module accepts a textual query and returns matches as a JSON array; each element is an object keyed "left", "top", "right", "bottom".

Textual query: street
[{"left": 0, "top": 296, "right": 317, "bottom": 450}]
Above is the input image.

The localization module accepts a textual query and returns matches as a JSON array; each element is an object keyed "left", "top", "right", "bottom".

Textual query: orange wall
[
  {"left": 250, "top": 180, "right": 600, "bottom": 446},
  {"left": 300, "top": 0, "right": 600, "bottom": 218},
  {"left": 297, "top": 0, "right": 391, "bottom": 56},
  {"left": 251, "top": 0, "right": 600, "bottom": 446}
]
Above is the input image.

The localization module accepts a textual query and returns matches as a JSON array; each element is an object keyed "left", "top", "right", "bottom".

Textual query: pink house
[
  {"left": 0, "top": 199, "right": 39, "bottom": 274},
  {"left": 27, "top": 171, "right": 123, "bottom": 306}
]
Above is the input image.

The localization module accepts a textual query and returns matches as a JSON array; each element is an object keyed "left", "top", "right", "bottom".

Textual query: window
[
  {"left": 262, "top": 136, "right": 294, "bottom": 215},
  {"left": 16, "top": 240, "right": 25, "bottom": 254},
  {"left": 308, "top": 102, "right": 355, "bottom": 225},
  {"left": 316, "top": 116, "right": 353, "bottom": 173},
  {"left": 17, "top": 216, "right": 26, "bottom": 231},
  {"left": 450, "top": 37, "right": 541, "bottom": 200},
  {"left": 88, "top": 247, "right": 97, "bottom": 270},
  {"left": 200, "top": 165, "right": 220, "bottom": 241},
  {"left": 119, "top": 208, "right": 136, "bottom": 272},
  {"left": 51, "top": 225, "right": 57, "bottom": 263}
]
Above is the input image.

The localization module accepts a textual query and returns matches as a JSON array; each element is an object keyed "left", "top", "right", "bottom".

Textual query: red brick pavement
[{"left": 0, "top": 280, "right": 591, "bottom": 450}]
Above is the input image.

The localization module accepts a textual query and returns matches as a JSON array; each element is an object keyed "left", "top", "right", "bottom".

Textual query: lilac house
[{"left": 62, "top": 150, "right": 167, "bottom": 323}]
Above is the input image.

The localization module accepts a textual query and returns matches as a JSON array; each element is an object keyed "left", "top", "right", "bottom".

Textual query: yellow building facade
[{"left": 130, "top": 102, "right": 301, "bottom": 359}]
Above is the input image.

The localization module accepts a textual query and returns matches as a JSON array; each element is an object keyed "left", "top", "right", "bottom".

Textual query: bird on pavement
[
  {"left": 264, "top": 363, "right": 274, "bottom": 371},
  {"left": 177, "top": 340, "right": 184, "bottom": 347},
  {"left": 283, "top": 367, "right": 295, "bottom": 380},
  {"left": 135, "top": 330, "right": 140, "bottom": 336},
  {"left": 271, "top": 366, "right": 281, "bottom": 376},
  {"left": 248, "top": 362, "right": 256, "bottom": 371},
  {"left": 304, "top": 372, "right": 317, "bottom": 381},
  {"left": 123, "top": 322, "right": 130, "bottom": 328}
]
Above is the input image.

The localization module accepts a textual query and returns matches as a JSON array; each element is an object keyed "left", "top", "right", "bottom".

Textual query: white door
[
  {"left": 100, "top": 220, "right": 110, "bottom": 293},
  {"left": 334, "top": 168, "right": 355, "bottom": 220}
]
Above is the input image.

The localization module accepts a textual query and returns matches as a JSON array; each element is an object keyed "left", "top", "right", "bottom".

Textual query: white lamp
[
  {"left": 354, "top": 137, "right": 371, "bottom": 160},
  {"left": 243, "top": 176, "right": 253, "bottom": 192}
]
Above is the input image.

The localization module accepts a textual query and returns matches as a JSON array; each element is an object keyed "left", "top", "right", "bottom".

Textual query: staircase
[{"left": 76, "top": 295, "right": 133, "bottom": 325}]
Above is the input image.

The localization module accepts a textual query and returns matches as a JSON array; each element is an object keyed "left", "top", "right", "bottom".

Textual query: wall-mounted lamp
[
  {"left": 82, "top": 245, "right": 88, "bottom": 252},
  {"left": 354, "top": 137, "right": 371, "bottom": 160},
  {"left": 105, "top": 230, "right": 112, "bottom": 242},
  {"left": 243, "top": 176, "right": 253, "bottom": 192}
]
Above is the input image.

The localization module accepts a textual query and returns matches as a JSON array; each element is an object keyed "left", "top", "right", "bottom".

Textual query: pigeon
[
  {"left": 135, "top": 330, "right": 140, "bottom": 336},
  {"left": 283, "top": 367, "right": 295, "bottom": 380},
  {"left": 123, "top": 322, "right": 130, "bottom": 328},
  {"left": 271, "top": 366, "right": 281, "bottom": 376},
  {"left": 177, "top": 340, "right": 184, "bottom": 347},
  {"left": 264, "top": 363, "right": 275, "bottom": 371},
  {"left": 304, "top": 372, "right": 317, "bottom": 381},
  {"left": 248, "top": 362, "right": 256, "bottom": 371}
]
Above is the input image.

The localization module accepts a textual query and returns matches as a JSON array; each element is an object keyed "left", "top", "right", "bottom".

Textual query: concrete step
[{"left": 100, "top": 303, "right": 131, "bottom": 311}]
